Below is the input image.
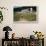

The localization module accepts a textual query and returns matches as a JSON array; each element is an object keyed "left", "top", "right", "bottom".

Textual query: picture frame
[{"left": 13, "top": 6, "right": 37, "bottom": 23}]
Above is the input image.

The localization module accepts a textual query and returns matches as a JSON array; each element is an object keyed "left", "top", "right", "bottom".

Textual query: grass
[{"left": 14, "top": 12, "right": 36, "bottom": 21}]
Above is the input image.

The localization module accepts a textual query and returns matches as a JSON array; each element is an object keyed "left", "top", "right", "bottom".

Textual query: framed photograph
[
  {"left": 2, "top": 38, "right": 44, "bottom": 46},
  {"left": 13, "top": 6, "right": 37, "bottom": 22}
]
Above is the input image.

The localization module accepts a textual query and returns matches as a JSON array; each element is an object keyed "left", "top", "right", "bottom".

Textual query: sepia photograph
[{"left": 13, "top": 6, "right": 37, "bottom": 22}]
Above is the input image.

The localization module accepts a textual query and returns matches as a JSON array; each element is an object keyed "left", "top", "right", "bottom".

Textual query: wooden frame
[
  {"left": 2, "top": 38, "right": 44, "bottom": 46},
  {"left": 13, "top": 6, "right": 37, "bottom": 22}
]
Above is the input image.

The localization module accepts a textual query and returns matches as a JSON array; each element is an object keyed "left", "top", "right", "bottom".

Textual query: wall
[{"left": 0, "top": 0, "right": 46, "bottom": 46}]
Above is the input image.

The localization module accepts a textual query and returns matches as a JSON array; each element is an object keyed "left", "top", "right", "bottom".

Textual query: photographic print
[{"left": 13, "top": 6, "right": 37, "bottom": 22}]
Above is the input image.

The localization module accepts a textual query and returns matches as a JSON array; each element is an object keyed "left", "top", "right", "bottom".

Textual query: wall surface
[{"left": 0, "top": 0, "right": 46, "bottom": 46}]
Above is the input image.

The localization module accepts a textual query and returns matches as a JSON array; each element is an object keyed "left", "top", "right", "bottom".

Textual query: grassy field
[{"left": 14, "top": 12, "right": 36, "bottom": 21}]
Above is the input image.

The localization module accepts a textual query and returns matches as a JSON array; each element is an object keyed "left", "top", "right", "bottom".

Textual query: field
[{"left": 14, "top": 12, "right": 36, "bottom": 21}]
